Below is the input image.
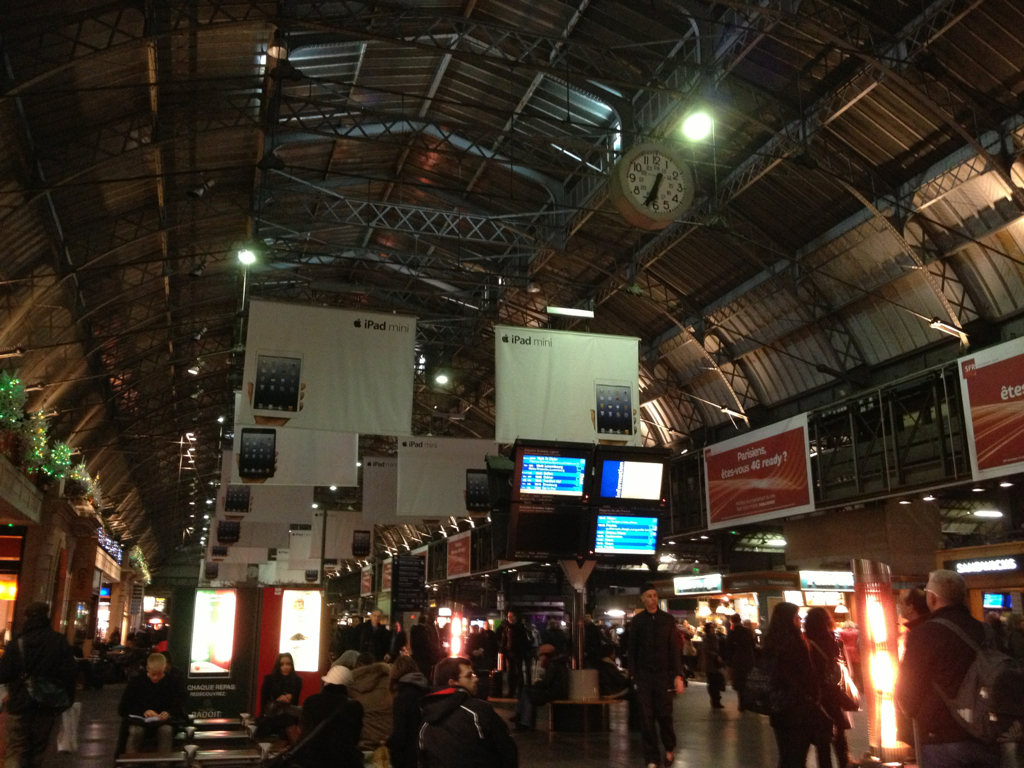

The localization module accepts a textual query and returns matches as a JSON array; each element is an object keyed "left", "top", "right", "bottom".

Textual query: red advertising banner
[
  {"left": 360, "top": 567, "right": 373, "bottom": 596},
  {"left": 447, "top": 532, "right": 471, "bottom": 578},
  {"left": 704, "top": 414, "right": 814, "bottom": 529},
  {"left": 959, "top": 337, "right": 1024, "bottom": 480},
  {"left": 381, "top": 560, "right": 393, "bottom": 592}
]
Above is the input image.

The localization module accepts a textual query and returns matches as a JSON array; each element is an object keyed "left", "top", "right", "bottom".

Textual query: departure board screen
[
  {"left": 518, "top": 454, "right": 588, "bottom": 498},
  {"left": 594, "top": 514, "right": 658, "bottom": 555},
  {"left": 598, "top": 460, "right": 664, "bottom": 501}
]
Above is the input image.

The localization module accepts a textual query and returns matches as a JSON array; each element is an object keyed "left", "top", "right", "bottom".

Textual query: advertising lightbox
[
  {"left": 279, "top": 590, "right": 322, "bottom": 672},
  {"left": 189, "top": 589, "right": 237, "bottom": 677}
]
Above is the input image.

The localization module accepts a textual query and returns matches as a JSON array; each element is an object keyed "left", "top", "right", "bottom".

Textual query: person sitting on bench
[
  {"left": 511, "top": 644, "right": 569, "bottom": 731},
  {"left": 118, "top": 653, "right": 187, "bottom": 753}
]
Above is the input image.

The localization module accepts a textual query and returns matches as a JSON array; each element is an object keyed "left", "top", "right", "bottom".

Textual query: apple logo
[
  {"left": 501, "top": 334, "right": 509, "bottom": 343},
  {"left": 401, "top": 441, "right": 407, "bottom": 447},
  {"left": 353, "top": 319, "right": 361, "bottom": 328}
]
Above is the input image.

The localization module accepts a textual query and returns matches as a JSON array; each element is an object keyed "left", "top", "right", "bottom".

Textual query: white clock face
[{"left": 621, "top": 149, "right": 689, "bottom": 217}]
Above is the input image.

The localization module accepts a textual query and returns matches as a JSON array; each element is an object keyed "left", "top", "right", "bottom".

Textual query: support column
[{"left": 560, "top": 559, "right": 595, "bottom": 669}]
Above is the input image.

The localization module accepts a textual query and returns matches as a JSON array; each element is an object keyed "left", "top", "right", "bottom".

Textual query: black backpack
[{"left": 931, "top": 619, "right": 1024, "bottom": 743}]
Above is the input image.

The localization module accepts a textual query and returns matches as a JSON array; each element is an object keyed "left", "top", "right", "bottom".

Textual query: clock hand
[{"left": 643, "top": 173, "right": 664, "bottom": 206}]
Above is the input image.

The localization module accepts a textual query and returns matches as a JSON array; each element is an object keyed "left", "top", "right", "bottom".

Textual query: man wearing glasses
[
  {"left": 418, "top": 656, "right": 518, "bottom": 768},
  {"left": 895, "top": 569, "right": 1000, "bottom": 768}
]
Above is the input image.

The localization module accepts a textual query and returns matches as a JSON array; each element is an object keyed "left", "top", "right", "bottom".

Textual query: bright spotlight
[
  {"left": 237, "top": 248, "right": 256, "bottom": 265},
  {"left": 682, "top": 112, "right": 712, "bottom": 141},
  {"left": 434, "top": 373, "right": 449, "bottom": 385}
]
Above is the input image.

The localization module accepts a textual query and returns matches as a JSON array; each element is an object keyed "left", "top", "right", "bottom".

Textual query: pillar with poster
[{"left": 852, "top": 559, "right": 908, "bottom": 764}]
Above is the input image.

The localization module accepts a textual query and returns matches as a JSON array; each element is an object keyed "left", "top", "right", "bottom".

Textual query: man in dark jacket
[
  {"left": 895, "top": 569, "right": 1000, "bottom": 768},
  {"left": 118, "top": 652, "right": 188, "bottom": 753},
  {"left": 419, "top": 657, "right": 517, "bottom": 768},
  {"left": 725, "top": 612, "right": 756, "bottom": 710},
  {"left": 0, "top": 602, "right": 77, "bottom": 768},
  {"left": 628, "top": 583, "right": 685, "bottom": 768},
  {"left": 369, "top": 610, "right": 392, "bottom": 662},
  {"left": 410, "top": 613, "right": 441, "bottom": 679},
  {"left": 512, "top": 644, "right": 569, "bottom": 730},
  {"left": 540, "top": 617, "right": 569, "bottom": 656},
  {"left": 498, "top": 610, "right": 531, "bottom": 698}
]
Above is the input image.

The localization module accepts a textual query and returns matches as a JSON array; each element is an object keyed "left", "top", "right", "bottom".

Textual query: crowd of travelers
[{"left": 1, "top": 570, "right": 1023, "bottom": 768}]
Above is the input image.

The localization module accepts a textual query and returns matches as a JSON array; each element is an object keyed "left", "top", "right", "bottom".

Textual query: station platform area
[{"left": 7, "top": 681, "right": 1022, "bottom": 768}]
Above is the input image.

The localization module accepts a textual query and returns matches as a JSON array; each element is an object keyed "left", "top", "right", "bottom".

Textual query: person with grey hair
[
  {"left": 895, "top": 569, "right": 999, "bottom": 767},
  {"left": 0, "top": 602, "right": 77, "bottom": 768}
]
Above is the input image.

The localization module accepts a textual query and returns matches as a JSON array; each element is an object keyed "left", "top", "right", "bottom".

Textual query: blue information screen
[
  {"left": 594, "top": 514, "right": 658, "bottom": 555},
  {"left": 519, "top": 454, "right": 587, "bottom": 497}
]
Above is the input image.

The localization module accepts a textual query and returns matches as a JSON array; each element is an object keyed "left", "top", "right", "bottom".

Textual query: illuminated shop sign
[
  {"left": 97, "top": 528, "right": 123, "bottom": 564},
  {"left": 674, "top": 574, "right": 723, "bottom": 595},
  {"left": 949, "top": 557, "right": 1018, "bottom": 574},
  {"left": 799, "top": 570, "right": 855, "bottom": 591}
]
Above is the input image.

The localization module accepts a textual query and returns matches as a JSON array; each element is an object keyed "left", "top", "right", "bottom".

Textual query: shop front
[
  {"left": 782, "top": 570, "right": 858, "bottom": 626},
  {"left": 939, "top": 542, "right": 1023, "bottom": 619}
]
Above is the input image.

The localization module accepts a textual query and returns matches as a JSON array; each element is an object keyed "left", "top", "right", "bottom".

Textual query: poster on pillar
[
  {"left": 494, "top": 326, "right": 641, "bottom": 445},
  {"left": 240, "top": 299, "right": 415, "bottom": 435},
  {"left": 397, "top": 438, "right": 497, "bottom": 519},
  {"left": 704, "top": 413, "right": 814, "bottom": 529},
  {"left": 959, "top": 337, "right": 1024, "bottom": 481}
]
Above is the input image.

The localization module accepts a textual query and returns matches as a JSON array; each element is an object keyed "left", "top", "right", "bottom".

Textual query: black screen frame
[
  {"left": 507, "top": 502, "right": 588, "bottom": 560},
  {"left": 510, "top": 440, "right": 595, "bottom": 505},
  {"left": 589, "top": 512, "right": 660, "bottom": 558},
  {"left": 591, "top": 446, "right": 670, "bottom": 510}
]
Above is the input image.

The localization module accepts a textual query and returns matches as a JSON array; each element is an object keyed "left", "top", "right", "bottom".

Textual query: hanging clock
[{"left": 607, "top": 142, "right": 695, "bottom": 230}]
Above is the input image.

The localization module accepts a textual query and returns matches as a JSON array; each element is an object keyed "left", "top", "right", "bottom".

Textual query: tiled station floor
[{"left": 8, "top": 682, "right": 1023, "bottom": 768}]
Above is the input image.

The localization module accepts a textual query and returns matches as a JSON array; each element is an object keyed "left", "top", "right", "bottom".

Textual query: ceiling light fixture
[
  {"left": 217, "top": 416, "right": 224, "bottom": 424},
  {"left": 434, "top": 372, "right": 449, "bottom": 385},
  {"left": 928, "top": 318, "right": 968, "bottom": 344},
  {"left": 1000, "top": 481, "right": 1014, "bottom": 488},
  {"left": 546, "top": 305, "right": 594, "bottom": 318},
  {"left": 237, "top": 248, "right": 256, "bottom": 265},
  {"left": 899, "top": 499, "right": 911, "bottom": 505},
  {"left": 923, "top": 494, "right": 936, "bottom": 501},
  {"left": 682, "top": 111, "right": 713, "bottom": 141},
  {"left": 972, "top": 486, "right": 985, "bottom": 492},
  {"left": 186, "top": 179, "right": 215, "bottom": 199},
  {"left": 974, "top": 510, "right": 1003, "bottom": 518},
  {"left": 267, "top": 31, "right": 288, "bottom": 60},
  {"left": 329, "top": 485, "right": 337, "bottom": 491}
]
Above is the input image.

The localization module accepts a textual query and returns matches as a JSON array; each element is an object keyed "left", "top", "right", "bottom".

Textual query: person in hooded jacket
[
  {"left": 0, "top": 602, "right": 77, "bottom": 768},
  {"left": 419, "top": 656, "right": 518, "bottom": 768},
  {"left": 298, "top": 664, "right": 363, "bottom": 768},
  {"left": 387, "top": 654, "right": 430, "bottom": 768},
  {"left": 347, "top": 652, "right": 393, "bottom": 752},
  {"left": 805, "top": 607, "right": 854, "bottom": 768}
]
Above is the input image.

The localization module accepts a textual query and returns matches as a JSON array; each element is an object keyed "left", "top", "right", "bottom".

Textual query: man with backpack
[
  {"left": 0, "top": 601, "right": 78, "bottom": 768},
  {"left": 895, "top": 569, "right": 1001, "bottom": 767}
]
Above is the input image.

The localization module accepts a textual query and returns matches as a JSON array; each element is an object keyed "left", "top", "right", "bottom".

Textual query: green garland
[
  {"left": 43, "top": 440, "right": 73, "bottom": 478},
  {"left": 129, "top": 545, "right": 151, "bottom": 584},
  {"left": 19, "top": 410, "right": 48, "bottom": 470},
  {"left": 0, "top": 371, "right": 26, "bottom": 428}
]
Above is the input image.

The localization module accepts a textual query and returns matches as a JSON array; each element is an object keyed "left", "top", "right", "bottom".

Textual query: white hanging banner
[
  {"left": 362, "top": 456, "right": 401, "bottom": 524},
  {"left": 217, "top": 472, "right": 316, "bottom": 524},
  {"left": 958, "top": 337, "right": 1024, "bottom": 481},
  {"left": 240, "top": 299, "right": 415, "bottom": 435},
  {"left": 229, "top": 421, "right": 358, "bottom": 487},
  {"left": 494, "top": 326, "right": 640, "bottom": 445},
  {"left": 397, "top": 437, "right": 497, "bottom": 518},
  {"left": 322, "top": 510, "right": 374, "bottom": 561}
]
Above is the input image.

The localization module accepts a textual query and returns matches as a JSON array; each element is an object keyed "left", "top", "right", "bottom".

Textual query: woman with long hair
[
  {"left": 256, "top": 652, "right": 303, "bottom": 743},
  {"left": 387, "top": 653, "right": 430, "bottom": 768},
  {"left": 763, "top": 602, "right": 831, "bottom": 768},
  {"left": 805, "top": 607, "right": 853, "bottom": 768}
]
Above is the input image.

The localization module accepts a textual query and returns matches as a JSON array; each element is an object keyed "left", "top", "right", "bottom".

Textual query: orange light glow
[
  {"left": 0, "top": 580, "right": 16, "bottom": 601},
  {"left": 449, "top": 615, "right": 463, "bottom": 657}
]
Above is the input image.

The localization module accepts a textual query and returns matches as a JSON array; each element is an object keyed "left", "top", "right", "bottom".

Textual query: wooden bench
[{"left": 548, "top": 699, "right": 619, "bottom": 734}]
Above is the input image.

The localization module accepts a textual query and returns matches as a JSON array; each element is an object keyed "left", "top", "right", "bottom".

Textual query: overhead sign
[
  {"left": 673, "top": 574, "right": 723, "bottom": 595},
  {"left": 229, "top": 422, "right": 358, "bottom": 487},
  {"left": 494, "top": 326, "right": 640, "bottom": 446},
  {"left": 381, "top": 560, "right": 393, "bottom": 592},
  {"left": 946, "top": 556, "right": 1019, "bottom": 575},
  {"left": 959, "top": 337, "right": 1024, "bottom": 480},
  {"left": 360, "top": 567, "right": 373, "bottom": 597},
  {"left": 704, "top": 413, "right": 814, "bottom": 529},
  {"left": 241, "top": 299, "right": 415, "bottom": 435},
  {"left": 392, "top": 555, "right": 426, "bottom": 612},
  {"left": 397, "top": 438, "right": 496, "bottom": 519},
  {"left": 447, "top": 532, "right": 471, "bottom": 578},
  {"left": 799, "top": 570, "right": 855, "bottom": 591}
]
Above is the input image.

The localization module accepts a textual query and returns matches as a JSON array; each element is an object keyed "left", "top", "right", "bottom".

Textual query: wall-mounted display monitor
[
  {"left": 511, "top": 440, "right": 594, "bottom": 504},
  {"left": 982, "top": 592, "right": 1011, "bottom": 610},
  {"left": 592, "top": 446, "right": 669, "bottom": 509},
  {"left": 507, "top": 503, "right": 588, "bottom": 560},
  {"left": 593, "top": 514, "right": 659, "bottom": 556},
  {"left": 189, "top": 588, "right": 236, "bottom": 677}
]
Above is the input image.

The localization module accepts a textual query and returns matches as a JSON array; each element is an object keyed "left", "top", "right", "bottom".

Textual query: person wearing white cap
[{"left": 293, "top": 665, "right": 363, "bottom": 768}]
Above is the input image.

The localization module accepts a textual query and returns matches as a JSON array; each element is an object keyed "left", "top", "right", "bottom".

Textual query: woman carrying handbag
[{"left": 806, "top": 607, "right": 859, "bottom": 768}]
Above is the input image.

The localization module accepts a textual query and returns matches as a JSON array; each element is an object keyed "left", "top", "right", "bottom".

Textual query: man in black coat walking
[
  {"left": 0, "top": 602, "right": 77, "bottom": 768},
  {"left": 628, "top": 583, "right": 685, "bottom": 768},
  {"left": 499, "top": 610, "right": 531, "bottom": 698}
]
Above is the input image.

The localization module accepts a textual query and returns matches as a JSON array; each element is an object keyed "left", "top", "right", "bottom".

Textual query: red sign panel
[
  {"left": 960, "top": 339, "right": 1024, "bottom": 480},
  {"left": 381, "top": 560, "right": 392, "bottom": 592},
  {"left": 360, "top": 567, "right": 373, "bottom": 596},
  {"left": 704, "top": 415, "right": 813, "bottom": 529},
  {"left": 447, "top": 533, "right": 471, "bottom": 578}
]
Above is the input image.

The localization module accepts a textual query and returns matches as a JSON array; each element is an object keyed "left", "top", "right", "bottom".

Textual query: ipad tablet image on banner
[
  {"left": 593, "top": 514, "right": 659, "bottom": 556},
  {"left": 251, "top": 350, "right": 303, "bottom": 418}
]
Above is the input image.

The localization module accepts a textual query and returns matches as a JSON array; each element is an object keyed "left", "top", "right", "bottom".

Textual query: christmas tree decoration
[
  {"left": 0, "top": 371, "right": 26, "bottom": 428},
  {"left": 44, "top": 440, "right": 73, "bottom": 478},
  {"left": 19, "top": 410, "right": 49, "bottom": 470}
]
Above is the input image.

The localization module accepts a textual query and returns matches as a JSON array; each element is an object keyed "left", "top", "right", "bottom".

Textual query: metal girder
[{"left": 260, "top": 171, "right": 559, "bottom": 247}]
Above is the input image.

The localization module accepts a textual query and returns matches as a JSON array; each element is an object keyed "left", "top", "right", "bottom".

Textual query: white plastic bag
[{"left": 56, "top": 701, "right": 81, "bottom": 752}]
